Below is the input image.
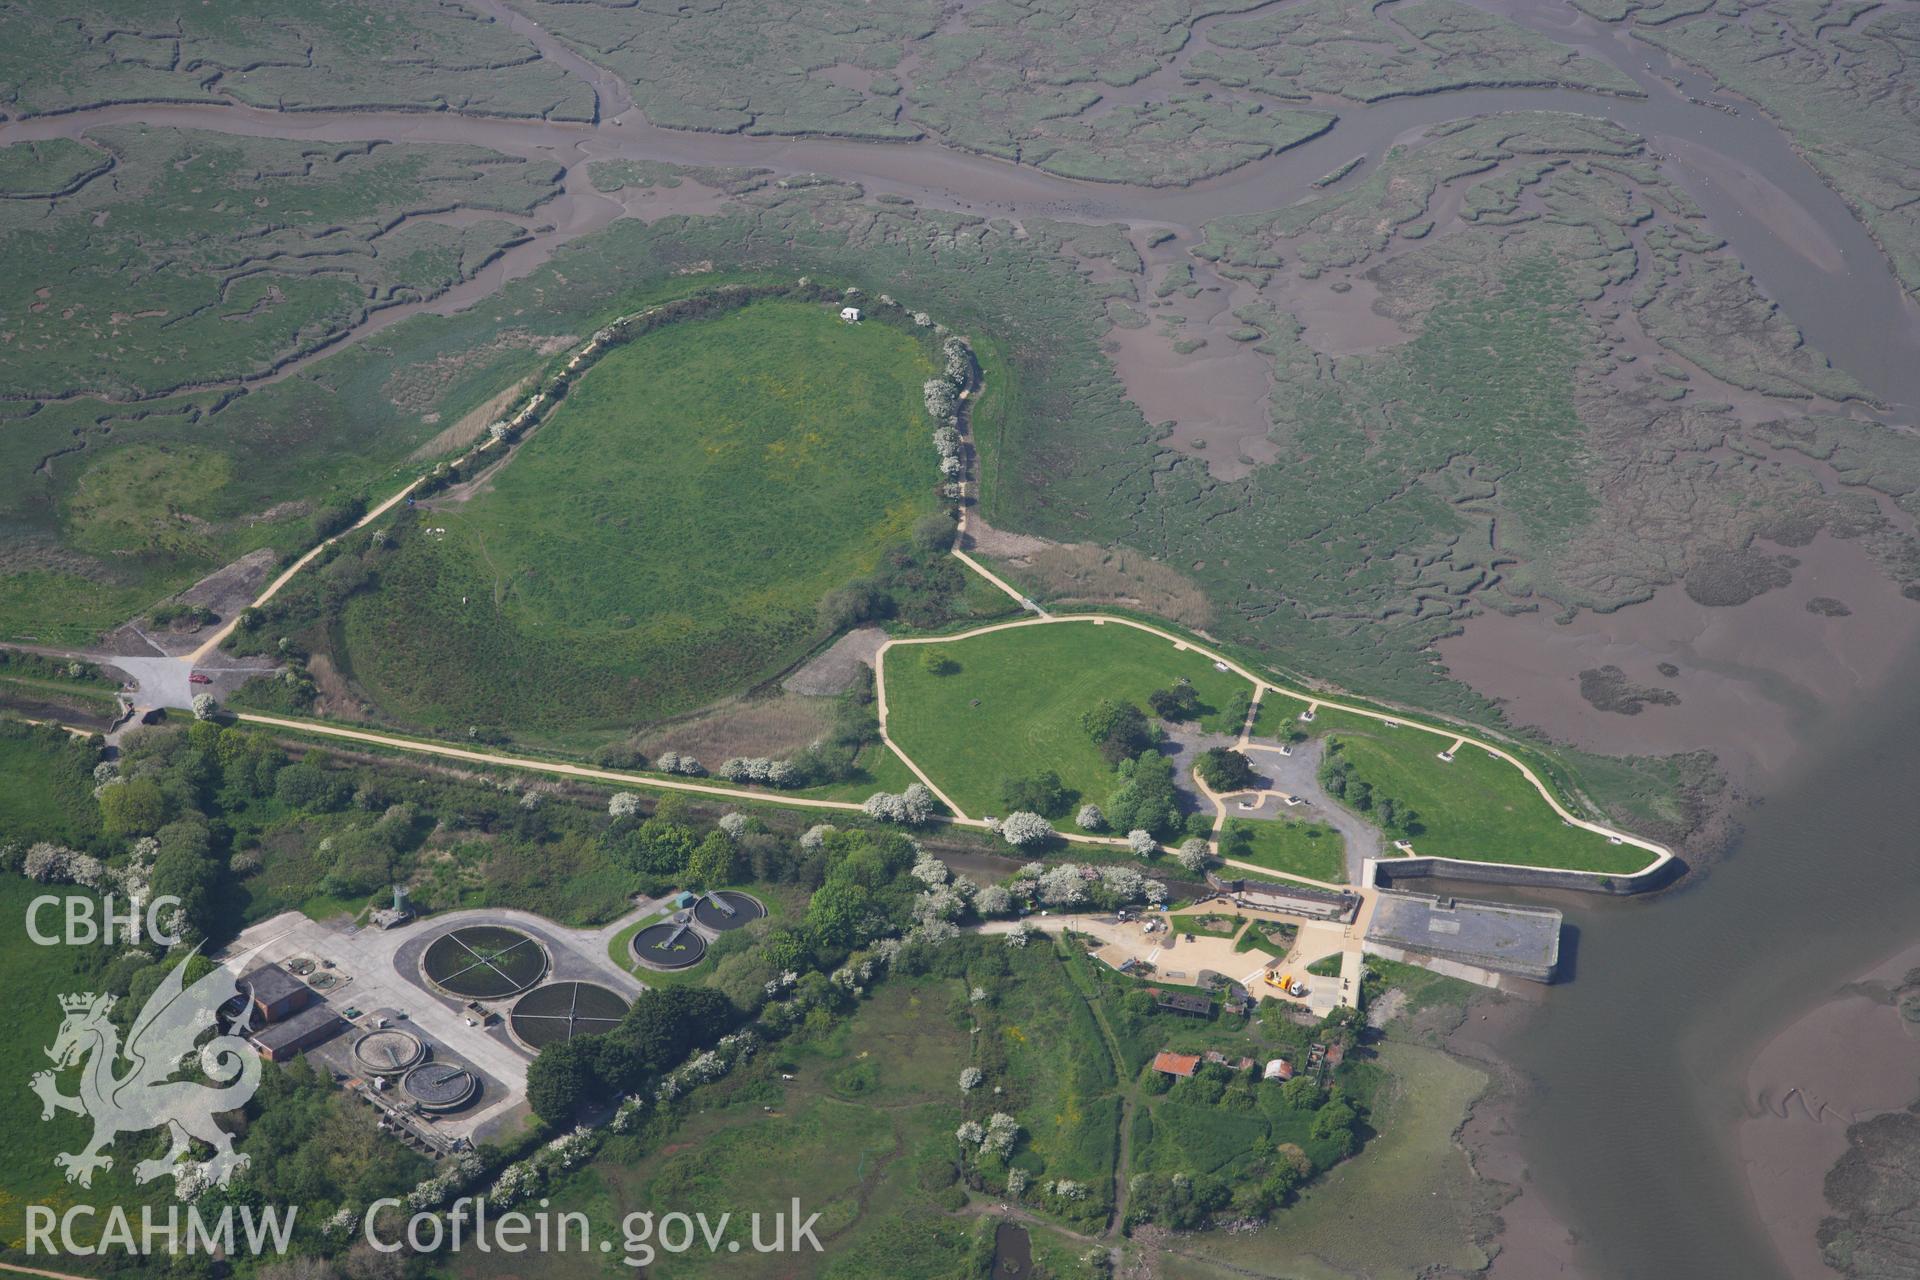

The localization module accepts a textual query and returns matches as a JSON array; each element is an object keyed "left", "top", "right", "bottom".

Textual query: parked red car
[{"left": 188, "top": 673, "right": 212, "bottom": 685}]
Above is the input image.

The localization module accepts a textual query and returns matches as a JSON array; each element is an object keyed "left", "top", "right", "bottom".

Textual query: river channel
[
  {"left": 3, "top": 0, "right": 1916, "bottom": 411},
  {"left": 1446, "top": 642, "right": 1920, "bottom": 1280}
]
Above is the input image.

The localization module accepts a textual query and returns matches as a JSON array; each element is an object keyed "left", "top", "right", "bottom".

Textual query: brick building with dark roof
[
  {"left": 243, "top": 965, "right": 311, "bottom": 1025},
  {"left": 249, "top": 1003, "right": 346, "bottom": 1063}
]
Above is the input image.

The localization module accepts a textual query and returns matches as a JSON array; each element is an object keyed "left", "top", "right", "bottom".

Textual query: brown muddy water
[
  {"left": 1447, "top": 651, "right": 1920, "bottom": 1280},
  {"left": 1738, "top": 941, "right": 1920, "bottom": 1280},
  {"left": 1437, "top": 533, "right": 1920, "bottom": 784}
]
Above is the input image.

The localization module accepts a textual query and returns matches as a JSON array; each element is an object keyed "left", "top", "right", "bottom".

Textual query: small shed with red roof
[{"left": 1152, "top": 1051, "right": 1201, "bottom": 1078}]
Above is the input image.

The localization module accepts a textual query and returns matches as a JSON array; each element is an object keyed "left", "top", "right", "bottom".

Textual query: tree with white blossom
[
  {"left": 1000, "top": 811, "right": 1053, "bottom": 848},
  {"left": 863, "top": 791, "right": 907, "bottom": 823},
  {"left": 901, "top": 783, "right": 937, "bottom": 825},
  {"left": 983, "top": 1112, "right": 1020, "bottom": 1157},
  {"left": 1037, "top": 864, "right": 1090, "bottom": 907}
]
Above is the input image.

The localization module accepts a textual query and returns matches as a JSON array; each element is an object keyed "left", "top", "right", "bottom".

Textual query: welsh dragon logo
[{"left": 30, "top": 950, "right": 262, "bottom": 1192}]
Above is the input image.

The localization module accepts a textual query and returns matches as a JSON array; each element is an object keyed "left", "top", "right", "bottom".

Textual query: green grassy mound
[
  {"left": 881, "top": 620, "right": 1254, "bottom": 816},
  {"left": 341, "top": 301, "right": 939, "bottom": 741}
]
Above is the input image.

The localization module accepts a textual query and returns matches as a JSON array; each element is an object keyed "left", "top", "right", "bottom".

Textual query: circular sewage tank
[
  {"left": 402, "top": 1062, "right": 479, "bottom": 1111},
  {"left": 421, "top": 924, "right": 548, "bottom": 998},
  {"left": 693, "top": 890, "right": 766, "bottom": 931},
  {"left": 630, "top": 921, "right": 707, "bottom": 970},
  {"left": 353, "top": 1028, "right": 425, "bottom": 1077},
  {"left": 510, "top": 982, "right": 631, "bottom": 1049}
]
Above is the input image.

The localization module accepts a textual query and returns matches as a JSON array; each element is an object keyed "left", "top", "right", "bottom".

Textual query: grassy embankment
[{"left": 1280, "top": 705, "right": 1650, "bottom": 873}]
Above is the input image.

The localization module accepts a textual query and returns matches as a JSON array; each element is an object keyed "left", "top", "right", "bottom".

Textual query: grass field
[
  {"left": 342, "top": 301, "right": 940, "bottom": 742},
  {"left": 882, "top": 620, "right": 1254, "bottom": 816},
  {"left": 1167, "top": 911, "right": 1242, "bottom": 938},
  {"left": 1283, "top": 700, "right": 1652, "bottom": 873},
  {"left": 1220, "top": 816, "right": 1347, "bottom": 884},
  {"left": 0, "top": 878, "right": 178, "bottom": 1253},
  {"left": 0, "top": 719, "right": 102, "bottom": 847},
  {"left": 975, "top": 943, "right": 1123, "bottom": 1203},
  {"left": 1248, "top": 693, "right": 1297, "bottom": 742},
  {"left": 463, "top": 975, "right": 979, "bottom": 1280}
]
